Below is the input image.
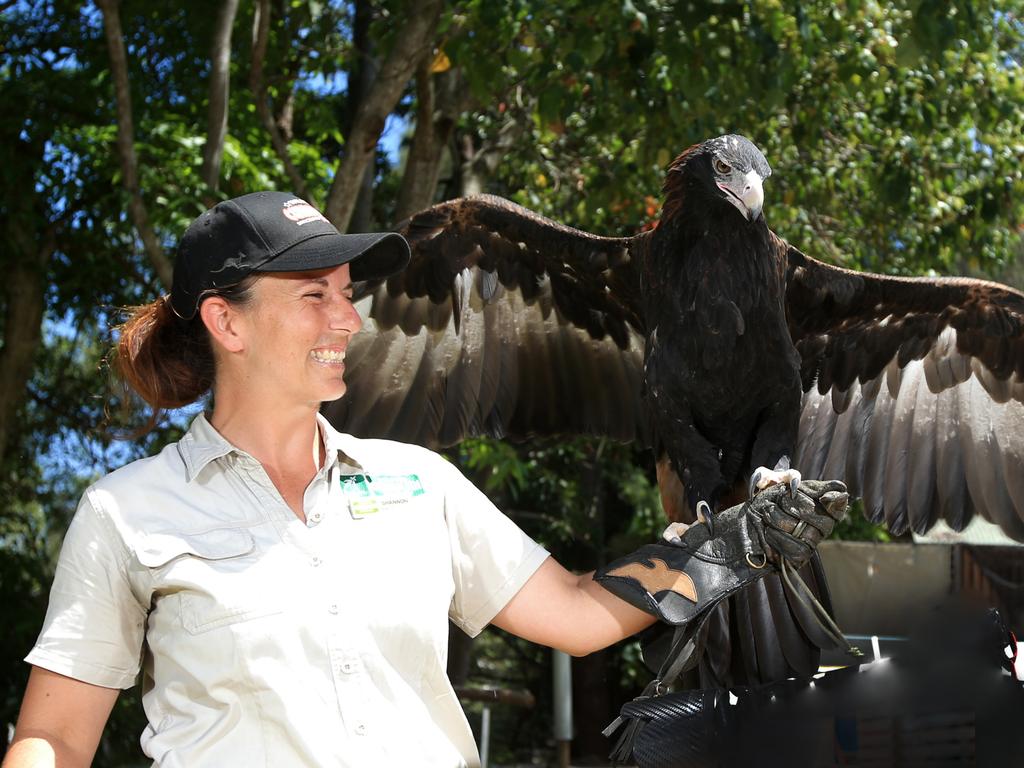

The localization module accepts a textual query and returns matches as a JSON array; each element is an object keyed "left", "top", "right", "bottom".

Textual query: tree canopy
[{"left": 2, "top": 0, "right": 1023, "bottom": 762}]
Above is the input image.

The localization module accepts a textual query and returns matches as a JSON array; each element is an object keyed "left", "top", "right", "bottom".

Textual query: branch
[
  {"left": 96, "top": 0, "right": 174, "bottom": 288},
  {"left": 249, "top": 0, "right": 313, "bottom": 202},
  {"left": 201, "top": 0, "right": 240, "bottom": 196},
  {"left": 323, "top": 0, "right": 443, "bottom": 230}
]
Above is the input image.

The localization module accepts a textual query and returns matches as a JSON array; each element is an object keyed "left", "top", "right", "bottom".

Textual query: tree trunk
[
  {"left": 96, "top": 0, "right": 174, "bottom": 289},
  {"left": 349, "top": 166, "right": 377, "bottom": 233},
  {"left": 345, "top": 0, "right": 380, "bottom": 234},
  {"left": 571, "top": 650, "right": 613, "bottom": 763},
  {"left": 393, "top": 64, "right": 460, "bottom": 222},
  {"left": 0, "top": 221, "right": 54, "bottom": 466},
  {"left": 452, "top": 91, "right": 530, "bottom": 199},
  {"left": 457, "top": 133, "right": 490, "bottom": 198},
  {"left": 200, "top": 0, "right": 240, "bottom": 196},
  {"left": 250, "top": 0, "right": 313, "bottom": 202},
  {"left": 323, "top": 0, "right": 442, "bottom": 231},
  {"left": 276, "top": 88, "right": 295, "bottom": 143},
  {"left": 571, "top": 439, "right": 614, "bottom": 761}
]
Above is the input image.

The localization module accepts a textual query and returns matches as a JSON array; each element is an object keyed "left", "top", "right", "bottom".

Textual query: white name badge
[{"left": 339, "top": 473, "right": 425, "bottom": 519}]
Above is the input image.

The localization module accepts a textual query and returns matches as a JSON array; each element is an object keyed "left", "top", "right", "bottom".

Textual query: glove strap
[{"left": 779, "top": 557, "right": 863, "bottom": 659}]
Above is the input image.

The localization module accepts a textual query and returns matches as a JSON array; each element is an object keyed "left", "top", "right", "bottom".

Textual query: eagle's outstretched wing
[
  {"left": 325, "top": 195, "right": 651, "bottom": 448},
  {"left": 784, "top": 241, "right": 1024, "bottom": 539}
]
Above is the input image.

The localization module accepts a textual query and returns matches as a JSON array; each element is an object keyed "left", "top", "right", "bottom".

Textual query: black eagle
[{"left": 325, "top": 134, "right": 1024, "bottom": 685}]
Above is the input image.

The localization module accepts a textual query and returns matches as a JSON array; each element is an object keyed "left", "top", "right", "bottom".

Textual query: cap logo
[{"left": 282, "top": 199, "right": 329, "bottom": 226}]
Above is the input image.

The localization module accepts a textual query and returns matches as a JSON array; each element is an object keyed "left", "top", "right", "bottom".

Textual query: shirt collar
[
  {"left": 315, "top": 412, "right": 366, "bottom": 472},
  {"left": 178, "top": 412, "right": 367, "bottom": 483},
  {"left": 178, "top": 413, "right": 238, "bottom": 482}
]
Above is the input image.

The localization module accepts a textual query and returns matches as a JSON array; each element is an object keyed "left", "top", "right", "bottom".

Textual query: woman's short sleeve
[
  {"left": 25, "top": 490, "right": 148, "bottom": 689},
  {"left": 439, "top": 458, "right": 550, "bottom": 637}
]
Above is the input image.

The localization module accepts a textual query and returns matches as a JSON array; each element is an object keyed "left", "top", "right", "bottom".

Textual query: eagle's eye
[{"left": 713, "top": 158, "right": 732, "bottom": 175}]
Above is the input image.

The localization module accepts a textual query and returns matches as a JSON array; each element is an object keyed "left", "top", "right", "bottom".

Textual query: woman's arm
[
  {"left": 3, "top": 667, "right": 119, "bottom": 768},
  {"left": 491, "top": 557, "right": 656, "bottom": 656},
  {"left": 493, "top": 481, "right": 850, "bottom": 656}
]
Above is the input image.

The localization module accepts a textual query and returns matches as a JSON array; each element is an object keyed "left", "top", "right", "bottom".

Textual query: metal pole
[
  {"left": 552, "top": 649, "right": 573, "bottom": 767},
  {"left": 479, "top": 705, "right": 491, "bottom": 768}
]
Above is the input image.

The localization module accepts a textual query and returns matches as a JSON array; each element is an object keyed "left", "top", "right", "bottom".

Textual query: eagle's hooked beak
[{"left": 718, "top": 169, "right": 765, "bottom": 222}]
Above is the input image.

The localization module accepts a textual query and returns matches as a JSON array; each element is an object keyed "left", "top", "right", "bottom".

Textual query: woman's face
[{"left": 238, "top": 262, "right": 362, "bottom": 407}]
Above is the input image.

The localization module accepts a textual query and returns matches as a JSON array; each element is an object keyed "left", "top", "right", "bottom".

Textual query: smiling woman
[{"left": 0, "top": 192, "right": 597, "bottom": 768}]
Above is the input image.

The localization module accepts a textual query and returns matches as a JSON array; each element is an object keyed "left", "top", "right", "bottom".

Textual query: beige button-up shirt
[{"left": 27, "top": 414, "right": 549, "bottom": 767}]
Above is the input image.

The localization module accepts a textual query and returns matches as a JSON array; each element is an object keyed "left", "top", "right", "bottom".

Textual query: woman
[
  {"left": 3, "top": 192, "right": 660, "bottom": 767},
  {"left": 5, "top": 192, "right": 842, "bottom": 767}
]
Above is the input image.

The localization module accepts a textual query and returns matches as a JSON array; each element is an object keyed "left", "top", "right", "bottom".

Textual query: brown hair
[{"left": 113, "top": 279, "right": 257, "bottom": 432}]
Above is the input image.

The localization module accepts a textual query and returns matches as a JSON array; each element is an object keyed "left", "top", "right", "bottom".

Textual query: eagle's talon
[
  {"left": 748, "top": 469, "right": 764, "bottom": 500},
  {"left": 696, "top": 500, "right": 714, "bottom": 535},
  {"left": 695, "top": 500, "right": 711, "bottom": 523},
  {"left": 750, "top": 466, "right": 802, "bottom": 497},
  {"left": 788, "top": 471, "right": 802, "bottom": 497}
]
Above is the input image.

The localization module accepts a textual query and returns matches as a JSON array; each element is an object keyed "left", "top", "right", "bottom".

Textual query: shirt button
[
  {"left": 309, "top": 511, "right": 323, "bottom": 523},
  {"left": 311, "top": 556, "right": 322, "bottom": 567},
  {"left": 328, "top": 604, "right": 339, "bottom": 615},
  {"left": 341, "top": 661, "right": 356, "bottom": 674},
  {"left": 354, "top": 724, "right": 367, "bottom": 736}
]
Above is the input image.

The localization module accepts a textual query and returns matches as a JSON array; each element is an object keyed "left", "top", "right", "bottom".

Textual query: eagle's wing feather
[
  {"left": 784, "top": 240, "right": 1024, "bottom": 539},
  {"left": 325, "top": 195, "right": 651, "bottom": 448}
]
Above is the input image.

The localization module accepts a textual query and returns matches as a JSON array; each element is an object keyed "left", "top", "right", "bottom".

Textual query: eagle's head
[{"left": 663, "top": 134, "right": 772, "bottom": 223}]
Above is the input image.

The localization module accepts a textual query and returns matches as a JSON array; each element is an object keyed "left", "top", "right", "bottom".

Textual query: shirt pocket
[{"left": 138, "top": 528, "right": 286, "bottom": 635}]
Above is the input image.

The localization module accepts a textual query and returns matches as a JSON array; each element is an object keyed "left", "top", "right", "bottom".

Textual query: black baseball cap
[{"left": 169, "top": 191, "right": 411, "bottom": 320}]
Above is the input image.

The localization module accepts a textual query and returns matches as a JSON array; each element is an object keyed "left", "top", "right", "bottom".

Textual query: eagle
[{"left": 324, "top": 134, "right": 1024, "bottom": 685}]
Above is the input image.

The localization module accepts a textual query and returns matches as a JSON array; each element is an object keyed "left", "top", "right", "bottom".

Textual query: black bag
[{"left": 610, "top": 688, "right": 729, "bottom": 768}]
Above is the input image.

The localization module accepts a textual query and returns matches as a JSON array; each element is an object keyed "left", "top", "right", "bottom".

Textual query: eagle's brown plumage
[
  {"left": 330, "top": 193, "right": 651, "bottom": 447},
  {"left": 324, "top": 134, "right": 1024, "bottom": 685}
]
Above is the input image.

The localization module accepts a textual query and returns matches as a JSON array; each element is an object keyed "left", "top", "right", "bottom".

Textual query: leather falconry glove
[
  {"left": 595, "top": 480, "right": 849, "bottom": 766},
  {"left": 594, "top": 479, "right": 848, "bottom": 631}
]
